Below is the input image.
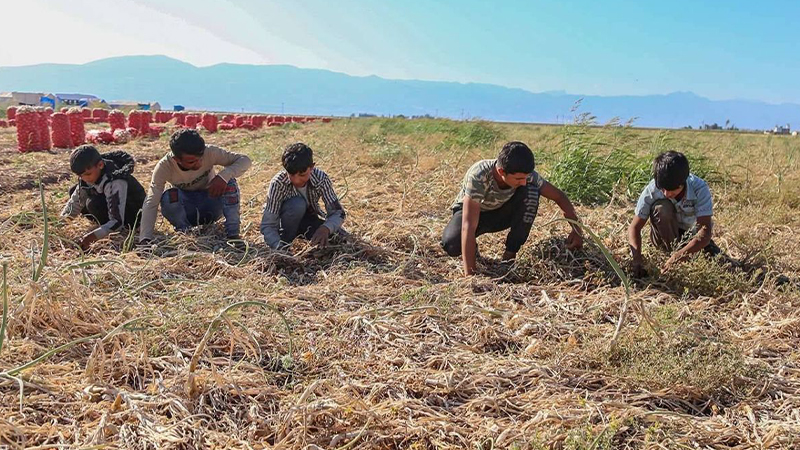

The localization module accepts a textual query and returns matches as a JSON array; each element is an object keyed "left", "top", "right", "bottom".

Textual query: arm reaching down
[
  {"left": 628, "top": 215, "right": 648, "bottom": 277},
  {"left": 138, "top": 162, "right": 168, "bottom": 242},
  {"left": 461, "top": 196, "right": 481, "bottom": 276},
  {"left": 539, "top": 181, "right": 583, "bottom": 250}
]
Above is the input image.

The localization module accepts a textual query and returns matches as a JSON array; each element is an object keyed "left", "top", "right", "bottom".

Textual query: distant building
[
  {"left": 772, "top": 124, "right": 791, "bottom": 135},
  {"left": 55, "top": 93, "right": 104, "bottom": 107},
  {"left": 109, "top": 101, "right": 161, "bottom": 111},
  {"left": 0, "top": 91, "right": 56, "bottom": 106}
]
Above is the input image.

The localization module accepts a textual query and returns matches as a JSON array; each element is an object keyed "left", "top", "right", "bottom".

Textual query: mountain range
[{"left": 1, "top": 55, "right": 798, "bottom": 130}]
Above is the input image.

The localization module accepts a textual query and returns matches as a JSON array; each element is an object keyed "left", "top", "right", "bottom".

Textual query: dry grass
[{"left": 0, "top": 118, "right": 799, "bottom": 449}]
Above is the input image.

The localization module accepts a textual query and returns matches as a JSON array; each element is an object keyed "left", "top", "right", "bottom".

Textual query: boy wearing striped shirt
[{"left": 260, "top": 143, "right": 346, "bottom": 250}]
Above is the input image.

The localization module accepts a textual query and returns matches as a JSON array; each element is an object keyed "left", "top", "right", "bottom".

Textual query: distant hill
[{"left": 1, "top": 55, "right": 798, "bottom": 130}]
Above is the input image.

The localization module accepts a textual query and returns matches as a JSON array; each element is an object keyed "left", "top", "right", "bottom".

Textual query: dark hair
[
  {"left": 497, "top": 141, "right": 535, "bottom": 174},
  {"left": 69, "top": 145, "right": 102, "bottom": 174},
  {"left": 169, "top": 128, "right": 205, "bottom": 157},
  {"left": 282, "top": 142, "right": 314, "bottom": 175},
  {"left": 653, "top": 151, "right": 690, "bottom": 190}
]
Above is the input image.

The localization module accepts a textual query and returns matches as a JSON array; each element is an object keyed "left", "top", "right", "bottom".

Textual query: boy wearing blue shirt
[{"left": 628, "top": 151, "right": 720, "bottom": 277}]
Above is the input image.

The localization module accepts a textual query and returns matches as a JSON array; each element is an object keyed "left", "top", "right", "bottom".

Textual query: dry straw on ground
[{"left": 0, "top": 117, "right": 798, "bottom": 449}]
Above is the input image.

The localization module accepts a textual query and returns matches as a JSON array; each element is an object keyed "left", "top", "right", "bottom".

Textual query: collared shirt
[
  {"left": 61, "top": 173, "right": 129, "bottom": 239},
  {"left": 260, "top": 167, "right": 346, "bottom": 249},
  {"left": 635, "top": 174, "right": 713, "bottom": 230},
  {"left": 452, "top": 159, "right": 545, "bottom": 211}
]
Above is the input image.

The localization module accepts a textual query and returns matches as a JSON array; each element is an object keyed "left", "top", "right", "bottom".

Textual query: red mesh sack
[
  {"left": 142, "top": 111, "right": 153, "bottom": 133},
  {"left": 15, "top": 107, "right": 41, "bottom": 152},
  {"left": 222, "top": 114, "right": 234, "bottom": 124},
  {"left": 234, "top": 115, "right": 246, "bottom": 128},
  {"left": 81, "top": 108, "right": 91, "bottom": 119},
  {"left": 7, "top": 106, "right": 17, "bottom": 121},
  {"left": 219, "top": 123, "right": 235, "bottom": 131},
  {"left": 251, "top": 115, "right": 266, "bottom": 128},
  {"left": 112, "top": 129, "right": 131, "bottom": 144},
  {"left": 67, "top": 108, "right": 86, "bottom": 146},
  {"left": 108, "top": 111, "right": 126, "bottom": 130},
  {"left": 37, "top": 109, "right": 51, "bottom": 150},
  {"left": 0, "top": 120, "right": 7, "bottom": 128},
  {"left": 174, "top": 112, "right": 186, "bottom": 126},
  {"left": 86, "top": 129, "right": 115, "bottom": 145},
  {"left": 185, "top": 114, "right": 199, "bottom": 129},
  {"left": 127, "top": 111, "right": 142, "bottom": 132},
  {"left": 322, "top": 118, "right": 333, "bottom": 123},
  {"left": 92, "top": 109, "right": 109, "bottom": 122},
  {"left": 201, "top": 113, "right": 218, "bottom": 133},
  {"left": 50, "top": 112, "right": 71, "bottom": 148}
]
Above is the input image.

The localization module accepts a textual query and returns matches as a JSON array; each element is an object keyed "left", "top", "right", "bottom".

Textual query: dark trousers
[
  {"left": 279, "top": 195, "right": 325, "bottom": 243},
  {"left": 650, "top": 199, "right": 720, "bottom": 256},
  {"left": 441, "top": 184, "right": 540, "bottom": 256}
]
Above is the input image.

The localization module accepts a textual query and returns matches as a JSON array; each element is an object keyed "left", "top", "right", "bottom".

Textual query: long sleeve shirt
[
  {"left": 61, "top": 175, "right": 129, "bottom": 239},
  {"left": 138, "top": 145, "right": 252, "bottom": 241},
  {"left": 260, "top": 168, "right": 346, "bottom": 249}
]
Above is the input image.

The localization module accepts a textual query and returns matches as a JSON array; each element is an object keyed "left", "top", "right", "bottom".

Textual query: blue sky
[{"left": 2, "top": 0, "right": 798, "bottom": 104}]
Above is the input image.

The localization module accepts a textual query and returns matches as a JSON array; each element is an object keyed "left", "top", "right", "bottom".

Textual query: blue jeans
[{"left": 160, "top": 178, "right": 240, "bottom": 237}]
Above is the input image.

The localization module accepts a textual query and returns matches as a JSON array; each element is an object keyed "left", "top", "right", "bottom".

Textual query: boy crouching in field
[
  {"left": 260, "top": 143, "right": 346, "bottom": 250},
  {"left": 441, "top": 141, "right": 583, "bottom": 276},
  {"left": 629, "top": 151, "right": 720, "bottom": 277},
  {"left": 62, "top": 145, "right": 146, "bottom": 250},
  {"left": 137, "top": 129, "right": 252, "bottom": 244}
]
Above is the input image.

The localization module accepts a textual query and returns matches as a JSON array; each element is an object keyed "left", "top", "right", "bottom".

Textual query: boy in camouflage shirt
[{"left": 441, "top": 141, "right": 583, "bottom": 276}]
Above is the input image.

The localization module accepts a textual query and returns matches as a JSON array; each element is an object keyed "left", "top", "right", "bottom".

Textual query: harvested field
[{"left": 0, "top": 117, "right": 799, "bottom": 449}]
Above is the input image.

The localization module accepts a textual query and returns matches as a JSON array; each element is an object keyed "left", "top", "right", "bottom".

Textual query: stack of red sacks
[
  {"left": 267, "top": 116, "right": 285, "bottom": 127},
  {"left": 7, "top": 106, "right": 17, "bottom": 127},
  {"left": 38, "top": 108, "right": 52, "bottom": 150},
  {"left": 50, "top": 112, "right": 72, "bottom": 148},
  {"left": 15, "top": 106, "right": 42, "bottom": 152},
  {"left": 201, "top": 113, "right": 218, "bottom": 133},
  {"left": 67, "top": 108, "right": 86, "bottom": 146},
  {"left": 250, "top": 115, "right": 266, "bottom": 128},
  {"left": 127, "top": 110, "right": 142, "bottom": 136},
  {"left": 108, "top": 111, "right": 126, "bottom": 131},
  {"left": 92, "top": 108, "right": 109, "bottom": 123},
  {"left": 174, "top": 112, "right": 187, "bottom": 126},
  {"left": 184, "top": 114, "right": 200, "bottom": 129}
]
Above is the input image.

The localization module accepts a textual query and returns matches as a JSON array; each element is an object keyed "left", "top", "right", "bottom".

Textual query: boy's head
[
  {"left": 653, "top": 151, "right": 690, "bottom": 198},
  {"left": 170, "top": 128, "right": 205, "bottom": 171},
  {"left": 282, "top": 142, "right": 315, "bottom": 188},
  {"left": 496, "top": 141, "right": 535, "bottom": 188},
  {"left": 70, "top": 145, "right": 105, "bottom": 185}
]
